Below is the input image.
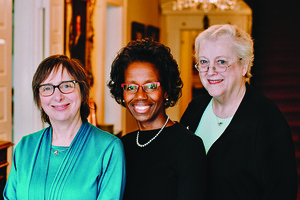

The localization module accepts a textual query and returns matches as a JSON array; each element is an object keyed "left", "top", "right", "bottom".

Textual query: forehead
[
  {"left": 42, "top": 65, "right": 73, "bottom": 84},
  {"left": 199, "top": 38, "right": 235, "bottom": 59},
  {"left": 124, "top": 62, "right": 160, "bottom": 83}
]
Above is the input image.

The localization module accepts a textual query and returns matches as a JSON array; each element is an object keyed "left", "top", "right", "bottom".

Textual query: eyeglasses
[
  {"left": 38, "top": 81, "right": 78, "bottom": 97},
  {"left": 195, "top": 58, "right": 242, "bottom": 73},
  {"left": 121, "top": 82, "right": 160, "bottom": 94}
]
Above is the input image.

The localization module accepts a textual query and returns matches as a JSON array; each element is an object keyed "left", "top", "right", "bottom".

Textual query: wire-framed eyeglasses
[
  {"left": 121, "top": 82, "right": 160, "bottom": 94},
  {"left": 38, "top": 80, "right": 78, "bottom": 97},
  {"left": 195, "top": 58, "right": 243, "bottom": 73}
]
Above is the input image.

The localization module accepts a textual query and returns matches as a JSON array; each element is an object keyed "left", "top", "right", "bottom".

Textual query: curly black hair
[{"left": 107, "top": 38, "right": 183, "bottom": 108}]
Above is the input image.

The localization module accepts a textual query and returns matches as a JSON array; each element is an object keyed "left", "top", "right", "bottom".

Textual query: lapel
[
  {"left": 207, "top": 83, "right": 260, "bottom": 156},
  {"left": 27, "top": 127, "right": 52, "bottom": 200},
  {"left": 181, "top": 94, "right": 212, "bottom": 133},
  {"left": 47, "top": 120, "right": 91, "bottom": 200}
]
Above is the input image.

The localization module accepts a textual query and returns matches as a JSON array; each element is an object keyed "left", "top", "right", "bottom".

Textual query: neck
[
  {"left": 51, "top": 118, "right": 83, "bottom": 146},
  {"left": 137, "top": 114, "right": 174, "bottom": 131},
  {"left": 213, "top": 84, "right": 246, "bottom": 118}
]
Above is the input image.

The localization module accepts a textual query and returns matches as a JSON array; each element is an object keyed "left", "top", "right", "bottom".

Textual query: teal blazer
[{"left": 4, "top": 121, "right": 126, "bottom": 200}]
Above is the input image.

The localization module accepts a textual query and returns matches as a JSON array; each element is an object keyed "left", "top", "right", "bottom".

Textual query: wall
[
  {"left": 12, "top": 0, "right": 128, "bottom": 146},
  {"left": 126, "top": 0, "right": 160, "bottom": 42},
  {"left": 13, "top": 0, "right": 48, "bottom": 147},
  {"left": 123, "top": 0, "right": 161, "bottom": 134},
  {"left": 160, "top": 1, "right": 252, "bottom": 121}
]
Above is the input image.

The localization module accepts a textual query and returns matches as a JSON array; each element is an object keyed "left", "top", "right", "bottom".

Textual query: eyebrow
[
  {"left": 40, "top": 80, "right": 74, "bottom": 85},
  {"left": 124, "top": 80, "right": 159, "bottom": 84},
  {"left": 198, "top": 56, "right": 230, "bottom": 60}
]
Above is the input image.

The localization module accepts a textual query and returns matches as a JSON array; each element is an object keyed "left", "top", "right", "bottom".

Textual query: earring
[
  {"left": 165, "top": 98, "right": 169, "bottom": 101},
  {"left": 122, "top": 100, "right": 125, "bottom": 103}
]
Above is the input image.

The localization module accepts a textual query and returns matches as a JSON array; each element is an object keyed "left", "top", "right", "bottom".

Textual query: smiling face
[
  {"left": 39, "top": 65, "right": 82, "bottom": 125},
  {"left": 198, "top": 37, "right": 247, "bottom": 99},
  {"left": 123, "top": 62, "right": 167, "bottom": 129}
]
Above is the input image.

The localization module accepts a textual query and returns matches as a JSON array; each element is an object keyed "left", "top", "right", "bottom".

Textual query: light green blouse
[{"left": 195, "top": 99, "right": 233, "bottom": 153}]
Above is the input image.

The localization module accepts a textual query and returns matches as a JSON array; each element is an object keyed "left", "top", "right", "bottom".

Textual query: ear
[
  {"left": 164, "top": 92, "right": 168, "bottom": 99},
  {"left": 241, "top": 58, "right": 249, "bottom": 76}
]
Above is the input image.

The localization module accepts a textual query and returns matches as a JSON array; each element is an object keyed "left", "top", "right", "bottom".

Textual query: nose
[
  {"left": 135, "top": 86, "right": 147, "bottom": 99},
  {"left": 206, "top": 66, "right": 217, "bottom": 75},
  {"left": 52, "top": 87, "right": 64, "bottom": 101}
]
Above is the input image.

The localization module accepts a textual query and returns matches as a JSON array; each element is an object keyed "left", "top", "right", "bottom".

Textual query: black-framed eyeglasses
[
  {"left": 121, "top": 82, "right": 160, "bottom": 94},
  {"left": 38, "top": 81, "right": 78, "bottom": 97},
  {"left": 195, "top": 58, "right": 243, "bottom": 73}
]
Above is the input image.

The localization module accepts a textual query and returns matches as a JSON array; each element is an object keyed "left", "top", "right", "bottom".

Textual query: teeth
[
  {"left": 53, "top": 105, "right": 66, "bottom": 108},
  {"left": 209, "top": 80, "right": 221, "bottom": 83},
  {"left": 135, "top": 105, "right": 149, "bottom": 110}
]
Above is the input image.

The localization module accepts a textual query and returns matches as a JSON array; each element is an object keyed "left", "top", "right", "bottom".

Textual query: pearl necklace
[
  {"left": 51, "top": 147, "right": 69, "bottom": 155},
  {"left": 136, "top": 116, "right": 170, "bottom": 147}
]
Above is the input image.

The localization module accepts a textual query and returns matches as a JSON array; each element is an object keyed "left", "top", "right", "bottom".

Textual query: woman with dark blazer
[{"left": 180, "top": 24, "right": 297, "bottom": 200}]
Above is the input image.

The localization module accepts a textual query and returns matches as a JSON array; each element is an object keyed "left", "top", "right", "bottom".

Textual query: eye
[
  {"left": 64, "top": 82, "right": 72, "bottom": 88},
  {"left": 145, "top": 83, "right": 157, "bottom": 89},
  {"left": 39, "top": 85, "right": 53, "bottom": 95},
  {"left": 199, "top": 60, "right": 208, "bottom": 65},
  {"left": 217, "top": 60, "right": 227, "bottom": 66},
  {"left": 42, "top": 85, "right": 52, "bottom": 91},
  {"left": 143, "top": 82, "right": 160, "bottom": 92},
  {"left": 126, "top": 85, "right": 137, "bottom": 91}
]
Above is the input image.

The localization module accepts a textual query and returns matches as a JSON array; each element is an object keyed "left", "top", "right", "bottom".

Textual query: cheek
[
  {"left": 123, "top": 92, "right": 132, "bottom": 103},
  {"left": 77, "top": 92, "right": 83, "bottom": 104},
  {"left": 149, "top": 92, "right": 164, "bottom": 103},
  {"left": 39, "top": 97, "right": 49, "bottom": 108},
  {"left": 71, "top": 88, "right": 82, "bottom": 104},
  {"left": 199, "top": 74, "right": 206, "bottom": 81}
]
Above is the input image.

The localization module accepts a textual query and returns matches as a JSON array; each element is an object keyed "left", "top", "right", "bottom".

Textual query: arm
[
  {"left": 3, "top": 149, "right": 18, "bottom": 200},
  {"left": 257, "top": 111, "right": 297, "bottom": 200},
  {"left": 176, "top": 136, "right": 207, "bottom": 200},
  {"left": 97, "top": 139, "right": 126, "bottom": 200}
]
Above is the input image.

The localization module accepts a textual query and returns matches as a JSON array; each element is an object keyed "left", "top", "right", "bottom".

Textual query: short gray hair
[{"left": 195, "top": 24, "right": 254, "bottom": 83}]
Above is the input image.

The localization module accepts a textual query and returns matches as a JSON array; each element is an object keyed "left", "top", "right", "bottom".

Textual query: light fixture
[{"left": 172, "top": 0, "right": 239, "bottom": 11}]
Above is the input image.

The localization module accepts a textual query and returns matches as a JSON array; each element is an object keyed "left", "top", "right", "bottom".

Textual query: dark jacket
[{"left": 180, "top": 83, "right": 297, "bottom": 200}]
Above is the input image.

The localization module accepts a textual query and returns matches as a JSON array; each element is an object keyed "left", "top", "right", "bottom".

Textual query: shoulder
[
  {"left": 168, "top": 123, "right": 206, "bottom": 160},
  {"left": 241, "top": 85, "right": 291, "bottom": 145},
  {"left": 180, "top": 94, "right": 211, "bottom": 126},
  {"left": 168, "top": 123, "right": 205, "bottom": 147},
  {"left": 12, "top": 128, "right": 49, "bottom": 163},
  {"left": 88, "top": 123, "right": 123, "bottom": 147},
  {"left": 89, "top": 124, "right": 119, "bottom": 140},
  {"left": 186, "top": 93, "right": 211, "bottom": 109},
  {"left": 16, "top": 128, "right": 48, "bottom": 150},
  {"left": 245, "top": 84, "right": 288, "bottom": 125},
  {"left": 120, "top": 130, "right": 137, "bottom": 145}
]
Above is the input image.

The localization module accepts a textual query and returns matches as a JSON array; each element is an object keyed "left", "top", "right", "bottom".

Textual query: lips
[
  {"left": 208, "top": 79, "right": 223, "bottom": 84},
  {"left": 132, "top": 104, "right": 151, "bottom": 113},
  {"left": 52, "top": 103, "right": 69, "bottom": 111}
]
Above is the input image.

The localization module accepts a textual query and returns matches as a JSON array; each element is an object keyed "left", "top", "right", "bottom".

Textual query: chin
[
  {"left": 206, "top": 89, "right": 222, "bottom": 97},
  {"left": 133, "top": 114, "right": 150, "bottom": 122}
]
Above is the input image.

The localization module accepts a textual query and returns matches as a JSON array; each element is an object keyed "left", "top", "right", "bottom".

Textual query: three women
[{"left": 5, "top": 24, "right": 297, "bottom": 200}]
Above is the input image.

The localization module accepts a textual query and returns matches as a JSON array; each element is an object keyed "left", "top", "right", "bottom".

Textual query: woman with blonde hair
[{"left": 181, "top": 24, "right": 297, "bottom": 200}]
